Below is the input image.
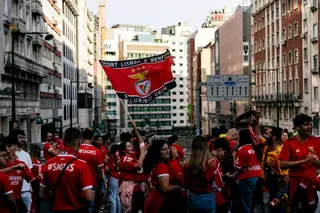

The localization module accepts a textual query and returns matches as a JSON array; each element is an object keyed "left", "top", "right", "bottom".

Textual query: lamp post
[
  {"left": 70, "top": 81, "right": 93, "bottom": 129},
  {"left": 11, "top": 30, "right": 53, "bottom": 130},
  {"left": 252, "top": 67, "right": 279, "bottom": 128}
]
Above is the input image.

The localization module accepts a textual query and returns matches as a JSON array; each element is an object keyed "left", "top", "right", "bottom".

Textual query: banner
[{"left": 100, "top": 50, "right": 176, "bottom": 104}]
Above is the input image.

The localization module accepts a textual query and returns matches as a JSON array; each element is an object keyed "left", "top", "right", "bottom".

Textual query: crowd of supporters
[{"left": 0, "top": 111, "right": 320, "bottom": 213}]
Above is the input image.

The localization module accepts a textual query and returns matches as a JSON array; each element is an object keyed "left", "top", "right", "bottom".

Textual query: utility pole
[{"left": 195, "top": 82, "right": 207, "bottom": 136}]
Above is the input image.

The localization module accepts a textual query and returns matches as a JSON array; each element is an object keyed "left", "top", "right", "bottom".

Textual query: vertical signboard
[
  {"left": 214, "top": 29, "right": 220, "bottom": 75},
  {"left": 243, "top": 42, "right": 249, "bottom": 67}
]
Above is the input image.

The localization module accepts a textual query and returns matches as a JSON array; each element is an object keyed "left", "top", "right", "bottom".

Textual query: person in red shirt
[
  {"left": 1, "top": 135, "right": 34, "bottom": 213},
  {"left": 29, "top": 144, "right": 42, "bottom": 213},
  {"left": 168, "top": 135, "right": 185, "bottom": 162},
  {"left": 209, "top": 127, "right": 221, "bottom": 152},
  {"left": 279, "top": 114, "right": 320, "bottom": 212},
  {"left": 143, "top": 139, "right": 185, "bottom": 213},
  {"left": 183, "top": 136, "right": 218, "bottom": 213},
  {"left": 0, "top": 144, "right": 18, "bottom": 213},
  {"left": 118, "top": 121, "right": 147, "bottom": 213},
  {"left": 234, "top": 129, "right": 262, "bottom": 213},
  {"left": 54, "top": 131, "right": 64, "bottom": 151},
  {"left": 107, "top": 144, "right": 121, "bottom": 213},
  {"left": 40, "top": 127, "right": 94, "bottom": 213},
  {"left": 78, "top": 129, "right": 104, "bottom": 212},
  {"left": 42, "top": 133, "right": 59, "bottom": 162}
]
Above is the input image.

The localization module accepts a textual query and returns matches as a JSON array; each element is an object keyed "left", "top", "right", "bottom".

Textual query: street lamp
[
  {"left": 11, "top": 30, "right": 53, "bottom": 130},
  {"left": 252, "top": 67, "right": 279, "bottom": 128},
  {"left": 69, "top": 81, "right": 93, "bottom": 128}
]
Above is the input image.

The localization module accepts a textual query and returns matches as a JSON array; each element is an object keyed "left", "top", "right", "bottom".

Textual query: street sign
[{"left": 207, "top": 75, "right": 250, "bottom": 101}]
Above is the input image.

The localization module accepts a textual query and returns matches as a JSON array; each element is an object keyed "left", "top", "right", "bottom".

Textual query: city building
[
  {"left": 161, "top": 22, "right": 191, "bottom": 134},
  {"left": 61, "top": 0, "right": 79, "bottom": 131},
  {"left": 213, "top": 6, "right": 251, "bottom": 128},
  {"left": 251, "top": 0, "right": 304, "bottom": 130},
  {"left": 0, "top": 0, "right": 53, "bottom": 143},
  {"left": 40, "top": 0, "right": 63, "bottom": 140},
  {"left": 188, "top": 8, "right": 227, "bottom": 128},
  {"left": 77, "top": 1, "right": 95, "bottom": 130}
]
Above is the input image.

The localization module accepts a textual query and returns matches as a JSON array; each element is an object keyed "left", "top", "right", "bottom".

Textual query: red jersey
[
  {"left": 212, "top": 160, "right": 228, "bottom": 205},
  {"left": 168, "top": 159, "right": 182, "bottom": 184},
  {"left": 183, "top": 157, "right": 218, "bottom": 193},
  {"left": 108, "top": 155, "right": 119, "bottom": 179},
  {"left": 234, "top": 144, "right": 261, "bottom": 181},
  {"left": 78, "top": 144, "right": 104, "bottom": 187},
  {"left": 55, "top": 139, "right": 64, "bottom": 151},
  {"left": 0, "top": 172, "right": 13, "bottom": 213},
  {"left": 43, "top": 142, "right": 56, "bottom": 161},
  {"left": 31, "top": 159, "right": 41, "bottom": 178},
  {"left": 229, "top": 140, "right": 237, "bottom": 152},
  {"left": 149, "top": 162, "right": 177, "bottom": 189},
  {"left": 41, "top": 154, "right": 93, "bottom": 211},
  {"left": 279, "top": 137, "right": 320, "bottom": 184},
  {"left": 172, "top": 144, "right": 185, "bottom": 161},
  {"left": 119, "top": 154, "right": 139, "bottom": 181},
  {"left": 3, "top": 159, "right": 33, "bottom": 199}
]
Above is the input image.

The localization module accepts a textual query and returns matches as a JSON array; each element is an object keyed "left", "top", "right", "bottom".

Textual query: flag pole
[{"left": 119, "top": 99, "right": 133, "bottom": 121}]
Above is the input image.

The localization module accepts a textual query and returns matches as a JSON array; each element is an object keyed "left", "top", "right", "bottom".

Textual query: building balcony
[
  {"left": 12, "top": 17, "right": 26, "bottom": 33},
  {"left": 32, "top": 35, "right": 43, "bottom": 47},
  {"left": 87, "top": 34, "right": 93, "bottom": 43},
  {"left": 87, "top": 22, "right": 93, "bottom": 32},
  {"left": 311, "top": 67, "right": 319, "bottom": 74},
  {"left": 311, "top": 36, "right": 318, "bottom": 44},
  {"left": 310, "top": 3, "right": 317, "bottom": 12},
  {"left": 32, "top": 0, "right": 43, "bottom": 16},
  {"left": 64, "top": 0, "right": 79, "bottom": 16},
  {"left": 87, "top": 46, "right": 94, "bottom": 54},
  {"left": 4, "top": 52, "right": 48, "bottom": 79}
]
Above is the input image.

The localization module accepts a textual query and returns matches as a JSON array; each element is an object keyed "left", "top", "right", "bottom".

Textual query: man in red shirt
[
  {"left": 40, "top": 128, "right": 94, "bottom": 213},
  {"left": 279, "top": 114, "right": 320, "bottom": 212},
  {"left": 0, "top": 144, "right": 18, "bottom": 213},
  {"left": 1, "top": 136, "right": 34, "bottom": 213},
  {"left": 43, "top": 133, "right": 59, "bottom": 162},
  {"left": 78, "top": 129, "right": 104, "bottom": 212}
]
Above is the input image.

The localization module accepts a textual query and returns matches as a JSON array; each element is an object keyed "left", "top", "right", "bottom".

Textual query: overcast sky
[{"left": 86, "top": 0, "right": 243, "bottom": 31}]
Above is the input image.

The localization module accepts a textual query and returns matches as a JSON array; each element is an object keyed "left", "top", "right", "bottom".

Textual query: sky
[{"left": 86, "top": 0, "right": 243, "bottom": 31}]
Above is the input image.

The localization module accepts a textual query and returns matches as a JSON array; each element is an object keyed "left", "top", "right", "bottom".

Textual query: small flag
[{"left": 100, "top": 50, "right": 176, "bottom": 104}]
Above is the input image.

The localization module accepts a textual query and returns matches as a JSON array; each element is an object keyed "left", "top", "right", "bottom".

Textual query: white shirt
[{"left": 16, "top": 149, "right": 33, "bottom": 192}]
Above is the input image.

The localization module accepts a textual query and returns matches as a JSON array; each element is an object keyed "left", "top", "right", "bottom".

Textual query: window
[
  {"left": 304, "top": 78, "right": 309, "bottom": 93},
  {"left": 172, "top": 113, "right": 177, "bottom": 116},
  {"left": 294, "top": 49, "right": 299, "bottom": 64},
  {"left": 313, "top": 24, "right": 318, "bottom": 37},
  {"left": 294, "top": 22, "right": 298, "bottom": 36},
  {"left": 180, "top": 99, "right": 183, "bottom": 102},
  {"left": 180, "top": 120, "right": 184, "bottom": 124},
  {"left": 288, "top": 25, "right": 292, "bottom": 39},
  {"left": 282, "top": 28, "right": 286, "bottom": 40},
  {"left": 179, "top": 63, "right": 183, "bottom": 66},
  {"left": 172, "top": 92, "right": 176, "bottom": 95},
  {"left": 288, "top": 51, "right": 292, "bottom": 65},
  {"left": 272, "top": 34, "right": 274, "bottom": 46},
  {"left": 179, "top": 85, "right": 183, "bottom": 88},
  {"left": 180, "top": 113, "right": 184, "bottom": 116},
  {"left": 314, "top": 87, "right": 319, "bottom": 100},
  {"left": 262, "top": 38, "right": 265, "bottom": 49},
  {"left": 179, "top": 92, "right": 183, "bottom": 95},
  {"left": 304, "top": 48, "right": 308, "bottom": 61},
  {"left": 314, "top": 55, "right": 318, "bottom": 68},
  {"left": 173, "top": 99, "right": 176, "bottom": 102},
  {"left": 276, "top": 5, "right": 279, "bottom": 18},
  {"left": 295, "top": 79, "right": 299, "bottom": 94},
  {"left": 283, "top": 53, "right": 287, "bottom": 66},
  {"left": 288, "top": 0, "right": 292, "bottom": 11},
  {"left": 282, "top": 2, "right": 286, "bottom": 15},
  {"left": 294, "top": 0, "right": 298, "bottom": 8},
  {"left": 172, "top": 49, "right": 176, "bottom": 52}
]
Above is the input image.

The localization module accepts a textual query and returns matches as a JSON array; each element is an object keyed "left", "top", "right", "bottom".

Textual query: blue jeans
[
  {"left": 189, "top": 192, "right": 216, "bottom": 213},
  {"left": 238, "top": 177, "right": 259, "bottom": 213},
  {"left": 109, "top": 176, "right": 121, "bottom": 213},
  {"left": 22, "top": 191, "right": 32, "bottom": 212},
  {"left": 88, "top": 187, "right": 96, "bottom": 211}
]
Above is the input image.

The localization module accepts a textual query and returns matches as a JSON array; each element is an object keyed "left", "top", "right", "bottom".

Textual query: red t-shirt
[
  {"left": 149, "top": 162, "right": 176, "bottom": 189},
  {"left": 78, "top": 144, "right": 104, "bottom": 187},
  {"left": 55, "top": 139, "right": 64, "bottom": 151},
  {"left": 229, "top": 140, "right": 237, "bottom": 152},
  {"left": 108, "top": 155, "right": 119, "bottom": 179},
  {"left": 234, "top": 144, "right": 261, "bottom": 181},
  {"left": 168, "top": 159, "right": 182, "bottom": 184},
  {"left": 172, "top": 144, "right": 185, "bottom": 161},
  {"left": 0, "top": 172, "right": 13, "bottom": 213},
  {"left": 183, "top": 158, "right": 218, "bottom": 193},
  {"left": 278, "top": 137, "right": 320, "bottom": 185},
  {"left": 4, "top": 159, "right": 33, "bottom": 199},
  {"left": 41, "top": 154, "right": 93, "bottom": 211},
  {"left": 43, "top": 142, "right": 56, "bottom": 162},
  {"left": 31, "top": 159, "right": 41, "bottom": 178},
  {"left": 119, "top": 154, "right": 139, "bottom": 181},
  {"left": 212, "top": 159, "right": 228, "bottom": 205}
]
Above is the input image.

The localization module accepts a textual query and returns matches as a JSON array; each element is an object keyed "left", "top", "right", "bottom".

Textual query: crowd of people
[{"left": 0, "top": 111, "right": 320, "bottom": 213}]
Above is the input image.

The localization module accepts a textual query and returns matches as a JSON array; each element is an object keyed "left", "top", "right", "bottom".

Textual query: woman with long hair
[
  {"left": 233, "top": 129, "right": 262, "bottom": 213},
  {"left": 183, "top": 136, "right": 219, "bottom": 213},
  {"left": 118, "top": 121, "right": 147, "bottom": 213},
  {"left": 144, "top": 139, "right": 185, "bottom": 213}
]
